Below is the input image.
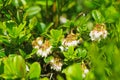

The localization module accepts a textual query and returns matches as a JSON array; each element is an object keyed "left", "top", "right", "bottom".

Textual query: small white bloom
[
  {"left": 82, "top": 69, "right": 89, "bottom": 78},
  {"left": 63, "top": 40, "right": 80, "bottom": 47},
  {"left": 36, "top": 37, "right": 43, "bottom": 46},
  {"left": 50, "top": 58, "right": 63, "bottom": 71},
  {"left": 35, "top": 40, "right": 52, "bottom": 57},
  {"left": 46, "top": 46, "right": 52, "bottom": 53},
  {"left": 60, "top": 16, "right": 67, "bottom": 24},
  {"left": 102, "top": 30, "right": 108, "bottom": 39},
  {"left": 37, "top": 40, "right": 43, "bottom": 46},
  {"left": 62, "top": 33, "right": 80, "bottom": 47},
  {"left": 89, "top": 24, "right": 108, "bottom": 41},
  {"left": 90, "top": 30, "right": 108, "bottom": 41},
  {"left": 36, "top": 49, "right": 42, "bottom": 56},
  {"left": 84, "top": 68, "right": 89, "bottom": 74},
  {"left": 36, "top": 46, "right": 52, "bottom": 57},
  {"left": 51, "top": 63, "right": 62, "bottom": 71}
]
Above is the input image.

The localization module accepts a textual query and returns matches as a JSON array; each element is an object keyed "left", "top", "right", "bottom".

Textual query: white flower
[
  {"left": 37, "top": 46, "right": 52, "bottom": 57},
  {"left": 32, "top": 37, "right": 43, "bottom": 49},
  {"left": 36, "top": 37, "right": 43, "bottom": 46},
  {"left": 36, "top": 40, "right": 52, "bottom": 57},
  {"left": 63, "top": 40, "right": 80, "bottom": 47},
  {"left": 50, "top": 58, "right": 63, "bottom": 71},
  {"left": 32, "top": 37, "right": 52, "bottom": 57},
  {"left": 46, "top": 46, "right": 52, "bottom": 53},
  {"left": 82, "top": 68, "right": 89, "bottom": 78},
  {"left": 62, "top": 33, "right": 80, "bottom": 47},
  {"left": 84, "top": 68, "right": 89, "bottom": 74},
  {"left": 89, "top": 24, "right": 108, "bottom": 41},
  {"left": 90, "top": 30, "right": 107, "bottom": 41},
  {"left": 37, "top": 40, "right": 43, "bottom": 46},
  {"left": 60, "top": 16, "right": 67, "bottom": 24},
  {"left": 102, "top": 30, "right": 108, "bottom": 39}
]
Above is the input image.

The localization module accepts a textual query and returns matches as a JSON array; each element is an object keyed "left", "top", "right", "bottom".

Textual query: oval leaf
[
  {"left": 26, "top": 6, "right": 41, "bottom": 16},
  {"left": 28, "top": 62, "right": 41, "bottom": 79},
  {"left": 13, "top": 55, "right": 26, "bottom": 78}
]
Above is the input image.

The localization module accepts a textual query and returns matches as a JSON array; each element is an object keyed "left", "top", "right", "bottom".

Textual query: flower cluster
[
  {"left": 32, "top": 37, "right": 63, "bottom": 71},
  {"left": 32, "top": 37, "right": 52, "bottom": 57},
  {"left": 89, "top": 24, "right": 108, "bottom": 41},
  {"left": 32, "top": 32, "right": 81, "bottom": 71},
  {"left": 50, "top": 57, "right": 63, "bottom": 71},
  {"left": 59, "top": 33, "right": 81, "bottom": 51}
]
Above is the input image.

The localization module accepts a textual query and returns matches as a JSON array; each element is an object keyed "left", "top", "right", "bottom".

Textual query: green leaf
[
  {"left": 75, "top": 48, "right": 87, "bottom": 58},
  {"left": 68, "top": 46, "right": 74, "bottom": 55},
  {"left": 37, "top": 22, "right": 46, "bottom": 34},
  {"left": 19, "top": 49, "right": 26, "bottom": 58},
  {"left": 16, "top": 21, "right": 26, "bottom": 38},
  {"left": 28, "top": 62, "right": 41, "bottom": 79},
  {"left": 25, "top": 48, "right": 37, "bottom": 59},
  {"left": 4, "top": 0, "right": 12, "bottom": 6},
  {"left": 13, "top": 55, "right": 26, "bottom": 78},
  {"left": 42, "top": 22, "right": 54, "bottom": 34},
  {"left": 50, "top": 29, "right": 63, "bottom": 41},
  {"left": 29, "top": 17, "right": 38, "bottom": 30},
  {"left": 26, "top": 6, "right": 41, "bottom": 16},
  {"left": 3, "top": 56, "right": 15, "bottom": 76},
  {"left": 36, "top": 1, "right": 53, "bottom": 6},
  {"left": 0, "top": 49, "right": 6, "bottom": 57},
  {"left": 62, "top": 63, "right": 82, "bottom": 80},
  {"left": 92, "top": 10, "right": 105, "bottom": 23},
  {"left": 63, "top": 46, "right": 75, "bottom": 60},
  {"left": 0, "top": 59, "right": 4, "bottom": 74},
  {"left": 49, "top": 29, "right": 63, "bottom": 47},
  {"left": 2, "top": 55, "right": 26, "bottom": 79},
  {"left": 57, "top": 74, "right": 64, "bottom": 80}
]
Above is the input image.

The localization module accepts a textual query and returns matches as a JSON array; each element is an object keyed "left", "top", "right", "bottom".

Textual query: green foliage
[
  {"left": 0, "top": 0, "right": 120, "bottom": 80},
  {"left": 92, "top": 10, "right": 105, "bottom": 23},
  {"left": 28, "top": 62, "right": 41, "bottom": 79},
  {"left": 63, "top": 46, "right": 75, "bottom": 61},
  {"left": 49, "top": 29, "right": 63, "bottom": 47},
  {"left": 0, "top": 55, "right": 41, "bottom": 79},
  {"left": 25, "top": 6, "right": 41, "bottom": 17},
  {"left": 62, "top": 63, "right": 82, "bottom": 80},
  {"left": 1, "top": 55, "right": 26, "bottom": 79}
]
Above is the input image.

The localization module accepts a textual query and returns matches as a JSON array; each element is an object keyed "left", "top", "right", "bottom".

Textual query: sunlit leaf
[
  {"left": 28, "top": 62, "right": 41, "bottom": 79},
  {"left": 13, "top": 55, "right": 26, "bottom": 77},
  {"left": 62, "top": 63, "right": 82, "bottom": 80}
]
